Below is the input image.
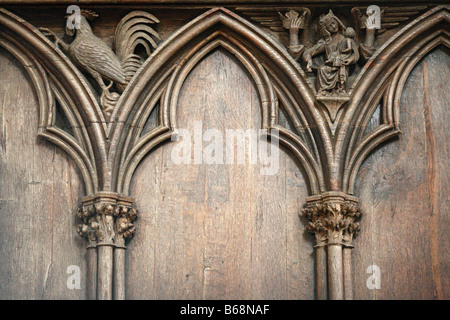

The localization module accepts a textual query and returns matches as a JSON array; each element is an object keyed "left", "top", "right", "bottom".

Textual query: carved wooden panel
[
  {"left": 0, "top": 46, "right": 87, "bottom": 299},
  {"left": 126, "top": 49, "right": 314, "bottom": 299},
  {"left": 353, "top": 46, "right": 449, "bottom": 299},
  {"left": 0, "top": 1, "right": 448, "bottom": 300}
]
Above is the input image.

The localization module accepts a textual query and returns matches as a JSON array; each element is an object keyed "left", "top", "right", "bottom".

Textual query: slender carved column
[
  {"left": 1, "top": 2, "right": 445, "bottom": 301},
  {"left": 341, "top": 197, "right": 361, "bottom": 300},
  {"left": 114, "top": 197, "right": 137, "bottom": 300},
  {"left": 94, "top": 193, "right": 116, "bottom": 300},
  {"left": 77, "top": 196, "right": 97, "bottom": 300},
  {"left": 77, "top": 193, "right": 137, "bottom": 300},
  {"left": 301, "top": 196, "right": 327, "bottom": 300},
  {"left": 302, "top": 192, "right": 362, "bottom": 300}
]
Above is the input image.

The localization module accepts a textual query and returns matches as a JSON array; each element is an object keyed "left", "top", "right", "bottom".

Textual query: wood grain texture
[
  {"left": 0, "top": 5, "right": 447, "bottom": 300},
  {"left": 353, "top": 46, "right": 449, "bottom": 300},
  {"left": 0, "top": 47, "right": 86, "bottom": 299},
  {"left": 126, "top": 49, "right": 314, "bottom": 299}
]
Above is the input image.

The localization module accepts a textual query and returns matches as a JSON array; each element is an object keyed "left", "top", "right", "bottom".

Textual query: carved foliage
[
  {"left": 302, "top": 195, "right": 362, "bottom": 247},
  {"left": 77, "top": 194, "right": 138, "bottom": 247},
  {"left": 115, "top": 201, "right": 138, "bottom": 247},
  {"left": 0, "top": 4, "right": 448, "bottom": 301}
]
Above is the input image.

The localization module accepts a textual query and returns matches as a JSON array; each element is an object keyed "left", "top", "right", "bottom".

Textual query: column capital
[
  {"left": 77, "top": 193, "right": 138, "bottom": 248},
  {"left": 301, "top": 193, "right": 362, "bottom": 247}
]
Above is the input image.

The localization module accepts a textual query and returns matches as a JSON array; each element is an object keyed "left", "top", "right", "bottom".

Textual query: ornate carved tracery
[{"left": 0, "top": 2, "right": 448, "bottom": 300}]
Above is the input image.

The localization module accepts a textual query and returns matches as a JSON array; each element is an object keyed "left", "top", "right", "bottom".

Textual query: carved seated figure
[{"left": 303, "top": 10, "right": 360, "bottom": 96}]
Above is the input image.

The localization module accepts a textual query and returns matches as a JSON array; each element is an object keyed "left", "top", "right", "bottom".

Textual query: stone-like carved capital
[
  {"left": 77, "top": 198, "right": 97, "bottom": 248},
  {"left": 114, "top": 197, "right": 138, "bottom": 248},
  {"left": 301, "top": 192, "right": 362, "bottom": 248},
  {"left": 301, "top": 201, "right": 327, "bottom": 248},
  {"left": 77, "top": 193, "right": 137, "bottom": 248}
]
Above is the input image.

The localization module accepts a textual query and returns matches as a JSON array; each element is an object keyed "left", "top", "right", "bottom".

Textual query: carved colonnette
[
  {"left": 77, "top": 192, "right": 136, "bottom": 299},
  {"left": 302, "top": 192, "right": 361, "bottom": 299},
  {"left": 0, "top": 1, "right": 448, "bottom": 300}
]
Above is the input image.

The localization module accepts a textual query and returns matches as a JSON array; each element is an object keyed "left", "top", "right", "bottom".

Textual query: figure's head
[
  {"left": 344, "top": 27, "right": 356, "bottom": 38},
  {"left": 326, "top": 18, "right": 339, "bottom": 34},
  {"left": 319, "top": 10, "right": 345, "bottom": 37},
  {"left": 65, "top": 9, "right": 98, "bottom": 36}
]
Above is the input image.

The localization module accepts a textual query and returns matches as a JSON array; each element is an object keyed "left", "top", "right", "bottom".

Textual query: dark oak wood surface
[
  {"left": 0, "top": 47, "right": 87, "bottom": 299},
  {"left": 353, "top": 46, "right": 449, "bottom": 299},
  {"left": 0, "top": 5, "right": 448, "bottom": 300},
  {"left": 127, "top": 49, "right": 314, "bottom": 299}
]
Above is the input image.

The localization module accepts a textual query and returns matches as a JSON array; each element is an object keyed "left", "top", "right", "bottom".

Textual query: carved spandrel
[
  {"left": 1, "top": 4, "right": 446, "bottom": 300},
  {"left": 279, "top": 9, "right": 311, "bottom": 59},
  {"left": 39, "top": 9, "right": 161, "bottom": 121},
  {"left": 302, "top": 10, "right": 360, "bottom": 97},
  {"left": 271, "top": 6, "right": 430, "bottom": 95},
  {"left": 351, "top": 5, "right": 429, "bottom": 57}
]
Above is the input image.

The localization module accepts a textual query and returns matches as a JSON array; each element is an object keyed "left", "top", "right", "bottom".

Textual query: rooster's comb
[{"left": 80, "top": 10, "right": 98, "bottom": 20}]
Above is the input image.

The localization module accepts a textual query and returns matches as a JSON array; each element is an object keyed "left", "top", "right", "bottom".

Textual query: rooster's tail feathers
[{"left": 114, "top": 11, "right": 160, "bottom": 62}]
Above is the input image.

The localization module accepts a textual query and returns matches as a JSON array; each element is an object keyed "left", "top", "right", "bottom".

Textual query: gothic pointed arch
[
  {"left": 110, "top": 7, "right": 330, "bottom": 196},
  {"left": 340, "top": 6, "right": 450, "bottom": 194},
  {"left": 0, "top": 8, "right": 110, "bottom": 194},
  {"left": 0, "top": 3, "right": 447, "bottom": 301}
]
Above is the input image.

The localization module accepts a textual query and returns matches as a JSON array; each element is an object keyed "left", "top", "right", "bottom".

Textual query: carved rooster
[{"left": 40, "top": 10, "right": 160, "bottom": 118}]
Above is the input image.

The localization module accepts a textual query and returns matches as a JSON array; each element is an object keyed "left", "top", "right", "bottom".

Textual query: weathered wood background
[
  {"left": 0, "top": 47, "right": 86, "bottom": 299},
  {"left": 126, "top": 49, "right": 314, "bottom": 299},
  {"left": 0, "top": 7, "right": 448, "bottom": 299},
  {"left": 353, "top": 46, "right": 449, "bottom": 300}
]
